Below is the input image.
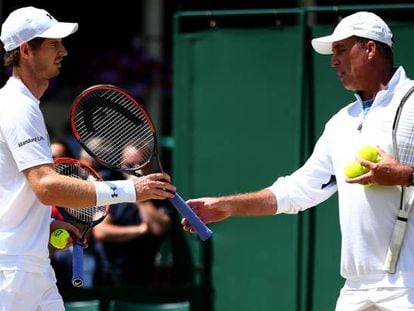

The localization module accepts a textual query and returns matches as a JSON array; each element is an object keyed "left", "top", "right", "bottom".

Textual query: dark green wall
[{"left": 174, "top": 28, "right": 304, "bottom": 311}]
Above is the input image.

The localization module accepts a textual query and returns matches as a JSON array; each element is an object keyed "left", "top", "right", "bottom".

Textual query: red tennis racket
[
  {"left": 54, "top": 157, "right": 110, "bottom": 287},
  {"left": 70, "top": 85, "right": 212, "bottom": 241}
]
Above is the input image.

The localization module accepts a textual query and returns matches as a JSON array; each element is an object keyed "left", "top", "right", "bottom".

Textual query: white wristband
[{"left": 94, "top": 180, "right": 136, "bottom": 206}]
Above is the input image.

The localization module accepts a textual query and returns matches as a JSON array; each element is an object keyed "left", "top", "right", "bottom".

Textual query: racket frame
[
  {"left": 71, "top": 85, "right": 161, "bottom": 176},
  {"left": 70, "top": 85, "right": 213, "bottom": 241},
  {"left": 53, "top": 157, "right": 110, "bottom": 286}
]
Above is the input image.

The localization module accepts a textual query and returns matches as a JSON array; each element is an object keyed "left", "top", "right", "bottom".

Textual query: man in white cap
[
  {"left": 182, "top": 11, "right": 414, "bottom": 310},
  {"left": 0, "top": 6, "right": 176, "bottom": 310}
]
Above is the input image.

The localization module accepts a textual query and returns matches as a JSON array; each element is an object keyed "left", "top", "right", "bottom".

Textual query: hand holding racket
[
  {"left": 70, "top": 85, "right": 212, "bottom": 241},
  {"left": 54, "top": 157, "right": 110, "bottom": 287},
  {"left": 384, "top": 86, "right": 414, "bottom": 273}
]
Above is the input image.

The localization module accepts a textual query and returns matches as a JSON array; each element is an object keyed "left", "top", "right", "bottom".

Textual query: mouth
[
  {"left": 337, "top": 70, "right": 345, "bottom": 80},
  {"left": 55, "top": 59, "right": 63, "bottom": 68}
]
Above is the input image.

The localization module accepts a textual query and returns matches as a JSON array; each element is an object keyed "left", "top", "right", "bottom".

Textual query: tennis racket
[
  {"left": 70, "top": 84, "right": 212, "bottom": 241},
  {"left": 54, "top": 157, "right": 110, "bottom": 287},
  {"left": 384, "top": 86, "right": 414, "bottom": 273}
]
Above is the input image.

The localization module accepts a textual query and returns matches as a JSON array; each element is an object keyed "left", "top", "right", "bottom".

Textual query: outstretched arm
[
  {"left": 182, "top": 189, "right": 277, "bottom": 233},
  {"left": 24, "top": 164, "right": 176, "bottom": 208}
]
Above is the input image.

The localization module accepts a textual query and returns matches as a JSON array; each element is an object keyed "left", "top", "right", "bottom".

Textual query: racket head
[
  {"left": 70, "top": 84, "right": 160, "bottom": 175},
  {"left": 53, "top": 157, "right": 109, "bottom": 226},
  {"left": 392, "top": 87, "right": 414, "bottom": 166}
]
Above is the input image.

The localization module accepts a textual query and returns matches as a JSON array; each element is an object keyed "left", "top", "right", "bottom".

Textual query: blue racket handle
[
  {"left": 169, "top": 193, "right": 212, "bottom": 241},
  {"left": 72, "top": 241, "right": 84, "bottom": 287}
]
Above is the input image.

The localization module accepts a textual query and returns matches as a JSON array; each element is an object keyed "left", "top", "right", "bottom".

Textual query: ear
[
  {"left": 19, "top": 42, "right": 30, "bottom": 58},
  {"left": 365, "top": 41, "right": 376, "bottom": 60}
]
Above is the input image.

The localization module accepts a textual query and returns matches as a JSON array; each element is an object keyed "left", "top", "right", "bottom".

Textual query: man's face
[
  {"left": 330, "top": 37, "right": 369, "bottom": 91},
  {"left": 25, "top": 38, "right": 68, "bottom": 80}
]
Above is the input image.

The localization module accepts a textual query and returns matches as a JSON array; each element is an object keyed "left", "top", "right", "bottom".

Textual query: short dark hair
[
  {"left": 355, "top": 36, "right": 393, "bottom": 64},
  {"left": 3, "top": 37, "right": 45, "bottom": 67}
]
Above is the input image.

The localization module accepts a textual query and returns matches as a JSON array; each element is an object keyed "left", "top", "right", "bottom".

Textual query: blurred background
[{"left": 2, "top": 1, "right": 414, "bottom": 311}]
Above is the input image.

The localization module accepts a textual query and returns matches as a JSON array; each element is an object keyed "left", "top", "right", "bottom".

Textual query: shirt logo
[
  {"left": 17, "top": 136, "right": 45, "bottom": 147},
  {"left": 110, "top": 186, "right": 118, "bottom": 198}
]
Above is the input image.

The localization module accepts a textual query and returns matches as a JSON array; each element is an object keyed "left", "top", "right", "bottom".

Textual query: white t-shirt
[
  {"left": 269, "top": 66, "right": 414, "bottom": 289},
  {"left": 0, "top": 77, "right": 53, "bottom": 272}
]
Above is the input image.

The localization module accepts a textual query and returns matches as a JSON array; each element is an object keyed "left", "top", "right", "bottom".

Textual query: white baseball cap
[
  {"left": 0, "top": 6, "right": 78, "bottom": 52},
  {"left": 311, "top": 11, "right": 393, "bottom": 55}
]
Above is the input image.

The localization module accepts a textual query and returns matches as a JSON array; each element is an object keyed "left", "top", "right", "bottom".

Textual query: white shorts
[
  {"left": 336, "top": 286, "right": 414, "bottom": 311},
  {"left": 0, "top": 266, "right": 64, "bottom": 311}
]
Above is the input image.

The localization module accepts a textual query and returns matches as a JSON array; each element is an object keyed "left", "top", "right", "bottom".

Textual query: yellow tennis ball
[
  {"left": 50, "top": 229, "right": 70, "bottom": 249},
  {"left": 344, "top": 161, "right": 368, "bottom": 178},
  {"left": 358, "top": 145, "right": 379, "bottom": 162}
]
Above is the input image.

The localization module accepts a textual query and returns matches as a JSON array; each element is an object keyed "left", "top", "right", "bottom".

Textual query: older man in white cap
[
  {"left": 182, "top": 11, "right": 414, "bottom": 310},
  {"left": 0, "top": 6, "right": 176, "bottom": 310}
]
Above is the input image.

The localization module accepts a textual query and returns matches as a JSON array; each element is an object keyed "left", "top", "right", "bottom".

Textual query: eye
[{"left": 333, "top": 48, "right": 346, "bottom": 57}]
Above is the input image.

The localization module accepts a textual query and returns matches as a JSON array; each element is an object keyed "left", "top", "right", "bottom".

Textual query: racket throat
[{"left": 139, "top": 156, "right": 164, "bottom": 176}]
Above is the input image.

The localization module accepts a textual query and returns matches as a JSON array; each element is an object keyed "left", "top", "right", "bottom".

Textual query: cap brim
[
  {"left": 38, "top": 22, "right": 78, "bottom": 39},
  {"left": 311, "top": 33, "right": 352, "bottom": 55}
]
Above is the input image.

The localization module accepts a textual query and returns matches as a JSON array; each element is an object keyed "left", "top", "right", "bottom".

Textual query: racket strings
[
  {"left": 54, "top": 162, "right": 106, "bottom": 223},
  {"left": 396, "top": 102, "right": 414, "bottom": 167},
  {"left": 74, "top": 88, "right": 155, "bottom": 169}
]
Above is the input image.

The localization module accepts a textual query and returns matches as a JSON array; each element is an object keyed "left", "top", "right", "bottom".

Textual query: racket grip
[
  {"left": 72, "top": 241, "right": 84, "bottom": 287},
  {"left": 169, "top": 193, "right": 213, "bottom": 241},
  {"left": 384, "top": 219, "right": 407, "bottom": 274}
]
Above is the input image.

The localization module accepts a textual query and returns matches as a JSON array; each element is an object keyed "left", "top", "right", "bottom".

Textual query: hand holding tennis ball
[
  {"left": 345, "top": 145, "right": 380, "bottom": 187},
  {"left": 50, "top": 228, "right": 71, "bottom": 249}
]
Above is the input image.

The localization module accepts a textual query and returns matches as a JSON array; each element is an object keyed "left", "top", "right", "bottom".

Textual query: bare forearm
[
  {"left": 25, "top": 164, "right": 175, "bottom": 208},
  {"left": 31, "top": 172, "right": 97, "bottom": 208},
  {"left": 186, "top": 188, "right": 277, "bottom": 227},
  {"left": 223, "top": 189, "right": 278, "bottom": 217}
]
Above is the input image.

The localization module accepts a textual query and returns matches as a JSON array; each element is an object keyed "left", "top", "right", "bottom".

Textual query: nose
[
  {"left": 58, "top": 41, "right": 68, "bottom": 57},
  {"left": 61, "top": 45, "right": 68, "bottom": 57},
  {"left": 330, "top": 54, "right": 339, "bottom": 68}
]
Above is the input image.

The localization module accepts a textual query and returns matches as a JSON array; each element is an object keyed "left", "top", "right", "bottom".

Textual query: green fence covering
[{"left": 174, "top": 26, "right": 305, "bottom": 311}]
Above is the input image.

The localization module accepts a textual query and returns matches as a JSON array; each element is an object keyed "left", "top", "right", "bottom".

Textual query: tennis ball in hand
[
  {"left": 50, "top": 229, "right": 70, "bottom": 249},
  {"left": 344, "top": 160, "right": 369, "bottom": 178},
  {"left": 358, "top": 145, "right": 380, "bottom": 162}
]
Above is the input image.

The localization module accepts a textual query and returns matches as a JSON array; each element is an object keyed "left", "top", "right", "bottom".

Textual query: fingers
[
  {"left": 377, "top": 147, "right": 392, "bottom": 160},
  {"left": 181, "top": 201, "right": 208, "bottom": 234},
  {"left": 186, "top": 199, "right": 205, "bottom": 210},
  {"left": 67, "top": 224, "right": 82, "bottom": 240},
  {"left": 81, "top": 239, "right": 89, "bottom": 249},
  {"left": 68, "top": 237, "right": 88, "bottom": 249},
  {"left": 181, "top": 218, "right": 196, "bottom": 234},
  {"left": 51, "top": 220, "right": 82, "bottom": 239},
  {"left": 345, "top": 167, "right": 371, "bottom": 184},
  {"left": 182, "top": 202, "right": 200, "bottom": 233},
  {"left": 147, "top": 172, "right": 172, "bottom": 183},
  {"left": 134, "top": 173, "right": 176, "bottom": 201},
  {"left": 357, "top": 157, "right": 374, "bottom": 170},
  {"left": 186, "top": 199, "right": 200, "bottom": 206}
]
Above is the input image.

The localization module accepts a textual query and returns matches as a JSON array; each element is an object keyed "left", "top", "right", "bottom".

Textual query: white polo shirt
[{"left": 0, "top": 77, "right": 53, "bottom": 272}]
